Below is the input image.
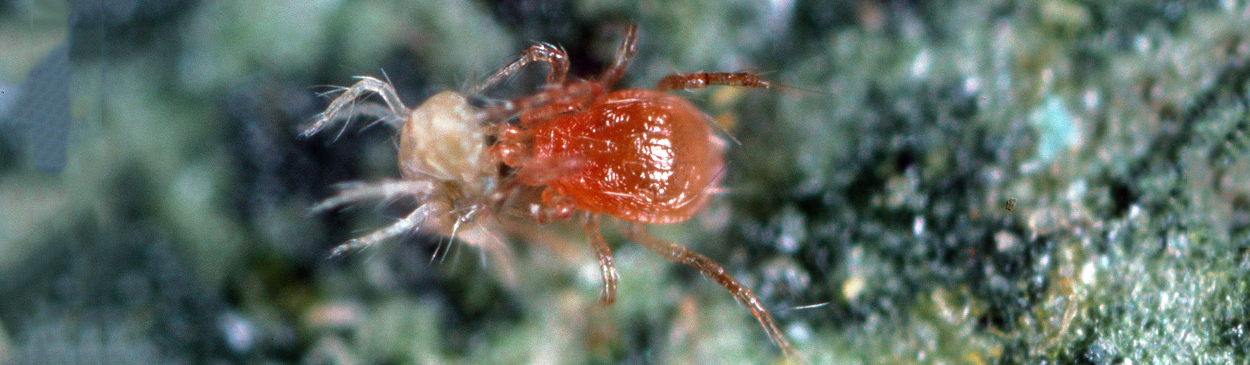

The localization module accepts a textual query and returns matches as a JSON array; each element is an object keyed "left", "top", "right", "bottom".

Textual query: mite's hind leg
[
  {"left": 304, "top": 76, "right": 409, "bottom": 137},
  {"left": 472, "top": 43, "right": 570, "bottom": 95},
  {"left": 655, "top": 72, "right": 774, "bottom": 92},
  {"left": 583, "top": 214, "right": 619, "bottom": 305},
  {"left": 622, "top": 223, "right": 795, "bottom": 358}
]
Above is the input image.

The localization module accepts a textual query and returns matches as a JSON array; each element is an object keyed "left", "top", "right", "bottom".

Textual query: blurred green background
[{"left": 1, "top": 0, "right": 1249, "bottom": 364}]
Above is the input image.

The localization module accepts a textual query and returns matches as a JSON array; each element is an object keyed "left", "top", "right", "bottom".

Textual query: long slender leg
[
  {"left": 596, "top": 23, "right": 639, "bottom": 88},
  {"left": 313, "top": 180, "right": 439, "bottom": 258},
  {"left": 339, "top": 102, "right": 406, "bottom": 129},
  {"left": 623, "top": 223, "right": 795, "bottom": 358},
  {"left": 328, "top": 203, "right": 437, "bottom": 257},
  {"left": 310, "top": 180, "right": 437, "bottom": 213},
  {"left": 480, "top": 81, "right": 603, "bottom": 124},
  {"left": 471, "top": 43, "right": 570, "bottom": 95},
  {"left": 655, "top": 72, "right": 774, "bottom": 92},
  {"left": 583, "top": 214, "right": 619, "bottom": 305},
  {"left": 304, "top": 76, "right": 409, "bottom": 137}
]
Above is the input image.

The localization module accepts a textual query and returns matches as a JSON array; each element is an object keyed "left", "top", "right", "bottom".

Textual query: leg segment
[
  {"left": 340, "top": 102, "right": 406, "bottom": 129},
  {"left": 655, "top": 72, "right": 774, "bottom": 92},
  {"left": 471, "top": 43, "right": 570, "bottom": 95},
  {"left": 480, "top": 81, "right": 604, "bottom": 124},
  {"left": 583, "top": 214, "right": 620, "bottom": 305},
  {"left": 328, "top": 203, "right": 437, "bottom": 257},
  {"left": 304, "top": 76, "right": 409, "bottom": 138},
  {"left": 310, "top": 180, "right": 437, "bottom": 213},
  {"left": 596, "top": 23, "right": 639, "bottom": 88},
  {"left": 622, "top": 223, "right": 795, "bottom": 358},
  {"left": 312, "top": 180, "right": 438, "bottom": 257}
]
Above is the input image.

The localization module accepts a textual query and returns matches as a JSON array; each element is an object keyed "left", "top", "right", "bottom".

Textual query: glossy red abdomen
[{"left": 522, "top": 89, "right": 724, "bottom": 224}]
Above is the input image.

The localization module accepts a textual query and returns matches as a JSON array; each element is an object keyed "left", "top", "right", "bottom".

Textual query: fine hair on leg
[{"left": 304, "top": 76, "right": 409, "bottom": 137}]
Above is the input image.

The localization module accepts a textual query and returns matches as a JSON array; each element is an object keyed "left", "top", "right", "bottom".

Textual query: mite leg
[
  {"left": 310, "top": 180, "right": 437, "bottom": 213},
  {"left": 623, "top": 223, "right": 795, "bottom": 358},
  {"left": 446, "top": 214, "right": 519, "bottom": 287},
  {"left": 312, "top": 180, "right": 438, "bottom": 257},
  {"left": 342, "top": 102, "right": 406, "bottom": 129},
  {"left": 304, "top": 76, "right": 409, "bottom": 137},
  {"left": 327, "top": 203, "right": 438, "bottom": 258},
  {"left": 655, "top": 72, "right": 774, "bottom": 92},
  {"left": 583, "top": 214, "right": 619, "bottom": 305},
  {"left": 471, "top": 43, "right": 570, "bottom": 95},
  {"left": 596, "top": 23, "right": 639, "bottom": 88},
  {"left": 482, "top": 24, "right": 637, "bottom": 121},
  {"left": 481, "top": 81, "right": 603, "bottom": 123}
]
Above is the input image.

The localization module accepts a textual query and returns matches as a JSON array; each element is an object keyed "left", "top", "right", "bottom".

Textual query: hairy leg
[
  {"left": 472, "top": 43, "right": 570, "bottom": 95},
  {"left": 327, "top": 203, "right": 438, "bottom": 258},
  {"left": 341, "top": 102, "right": 406, "bottom": 129},
  {"left": 310, "top": 180, "right": 437, "bottom": 213},
  {"left": 304, "top": 76, "right": 409, "bottom": 137},
  {"left": 622, "top": 223, "right": 795, "bottom": 358},
  {"left": 314, "top": 180, "right": 518, "bottom": 286},
  {"left": 583, "top": 214, "right": 619, "bottom": 305},
  {"left": 312, "top": 180, "right": 438, "bottom": 257},
  {"left": 655, "top": 72, "right": 774, "bottom": 92}
]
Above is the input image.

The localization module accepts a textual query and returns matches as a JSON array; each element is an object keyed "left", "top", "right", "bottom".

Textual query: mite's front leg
[
  {"left": 328, "top": 202, "right": 439, "bottom": 257},
  {"left": 303, "top": 76, "right": 410, "bottom": 137},
  {"left": 311, "top": 179, "right": 440, "bottom": 257},
  {"left": 472, "top": 43, "right": 570, "bottom": 95},
  {"left": 310, "top": 180, "right": 437, "bottom": 213}
]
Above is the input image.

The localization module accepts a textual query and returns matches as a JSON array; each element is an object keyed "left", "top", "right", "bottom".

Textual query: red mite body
[
  {"left": 519, "top": 89, "right": 724, "bottom": 224},
  {"left": 303, "top": 24, "right": 796, "bottom": 359}
]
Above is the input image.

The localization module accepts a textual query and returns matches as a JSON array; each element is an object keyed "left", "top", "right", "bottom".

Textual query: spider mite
[{"left": 303, "top": 24, "right": 793, "bottom": 357}]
